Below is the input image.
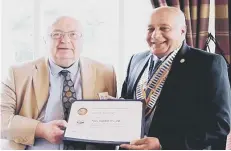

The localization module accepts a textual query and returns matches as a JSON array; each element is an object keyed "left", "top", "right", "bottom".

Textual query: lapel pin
[{"left": 180, "top": 59, "right": 185, "bottom": 63}]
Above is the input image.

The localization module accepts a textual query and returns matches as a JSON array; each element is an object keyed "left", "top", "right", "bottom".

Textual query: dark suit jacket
[{"left": 121, "top": 43, "right": 231, "bottom": 149}]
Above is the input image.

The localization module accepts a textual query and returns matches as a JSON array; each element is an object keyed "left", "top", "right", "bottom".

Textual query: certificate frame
[{"left": 63, "top": 99, "right": 145, "bottom": 145}]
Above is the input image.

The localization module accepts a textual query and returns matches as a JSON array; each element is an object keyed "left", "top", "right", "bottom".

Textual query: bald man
[
  {"left": 120, "top": 6, "right": 231, "bottom": 150},
  {"left": 1, "top": 16, "right": 117, "bottom": 150}
]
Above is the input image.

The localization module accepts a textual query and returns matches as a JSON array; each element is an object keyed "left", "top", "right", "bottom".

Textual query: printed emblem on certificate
[{"left": 63, "top": 100, "right": 144, "bottom": 144}]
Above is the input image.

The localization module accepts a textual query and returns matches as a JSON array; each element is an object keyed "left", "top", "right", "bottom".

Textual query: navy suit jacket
[{"left": 121, "top": 43, "right": 231, "bottom": 149}]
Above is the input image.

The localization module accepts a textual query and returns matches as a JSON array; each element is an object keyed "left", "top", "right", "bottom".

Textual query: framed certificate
[{"left": 63, "top": 99, "right": 145, "bottom": 144}]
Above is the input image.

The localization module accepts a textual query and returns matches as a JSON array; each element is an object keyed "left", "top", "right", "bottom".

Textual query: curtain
[
  {"left": 215, "top": 0, "right": 230, "bottom": 63},
  {"left": 150, "top": 0, "right": 210, "bottom": 49}
]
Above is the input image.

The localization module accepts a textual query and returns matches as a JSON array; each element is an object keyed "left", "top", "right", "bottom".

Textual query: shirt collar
[{"left": 48, "top": 57, "right": 79, "bottom": 76}]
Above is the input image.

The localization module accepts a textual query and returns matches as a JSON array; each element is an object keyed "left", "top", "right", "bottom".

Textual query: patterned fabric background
[{"left": 215, "top": 0, "right": 230, "bottom": 63}]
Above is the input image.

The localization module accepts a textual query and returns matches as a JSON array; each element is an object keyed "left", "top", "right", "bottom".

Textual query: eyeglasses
[{"left": 50, "top": 31, "right": 82, "bottom": 40}]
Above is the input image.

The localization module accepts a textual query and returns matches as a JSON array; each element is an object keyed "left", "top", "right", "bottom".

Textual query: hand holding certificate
[{"left": 63, "top": 100, "right": 144, "bottom": 144}]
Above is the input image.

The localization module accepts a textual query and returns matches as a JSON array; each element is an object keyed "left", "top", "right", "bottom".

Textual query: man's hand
[
  {"left": 120, "top": 137, "right": 161, "bottom": 150},
  {"left": 35, "top": 120, "right": 67, "bottom": 144}
]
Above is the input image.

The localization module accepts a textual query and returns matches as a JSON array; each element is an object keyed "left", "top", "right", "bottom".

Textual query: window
[
  {"left": 208, "top": 0, "right": 215, "bottom": 53},
  {"left": 2, "top": 0, "right": 34, "bottom": 77},
  {"left": 2, "top": 0, "right": 153, "bottom": 93}
]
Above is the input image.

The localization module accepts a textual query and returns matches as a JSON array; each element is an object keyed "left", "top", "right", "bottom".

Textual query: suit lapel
[
  {"left": 80, "top": 57, "right": 96, "bottom": 99},
  {"left": 128, "top": 53, "right": 150, "bottom": 96},
  {"left": 148, "top": 42, "right": 191, "bottom": 136},
  {"left": 156, "top": 42, "right": 190, "bottom": 92},
  {"left": 167, "top": 41, "right": 190, "bottom": 78},
  {"left": 33, "top": 57, "right": 49, "bottom": 116}
]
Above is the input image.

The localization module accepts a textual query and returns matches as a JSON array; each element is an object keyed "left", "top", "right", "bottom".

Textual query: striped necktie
[{"left": 148, "top": 58, "right": 162, "bottom": 81}]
